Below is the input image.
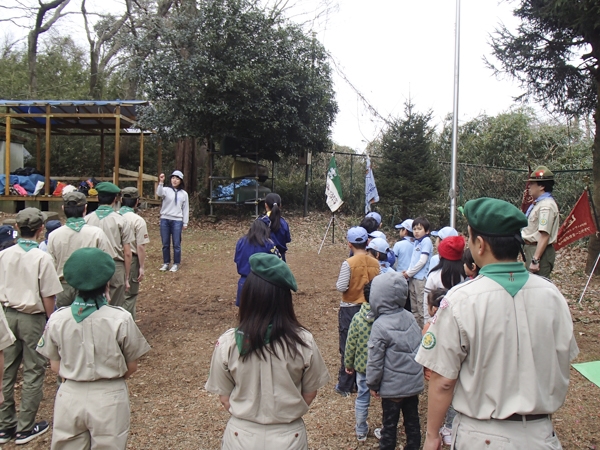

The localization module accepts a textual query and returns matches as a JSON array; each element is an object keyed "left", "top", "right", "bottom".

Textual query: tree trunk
[
  {"left": 585, "top": 77, "right": 600, "bottom": 275},
  {"left": 89, "top": 46, "right": 101, "bottom": 99},
  {"left": 175, "top": 137, "right": 198, "bottom": 194},
  {"left": 27, "top": 31, "right": 38, "bottom": 97}
]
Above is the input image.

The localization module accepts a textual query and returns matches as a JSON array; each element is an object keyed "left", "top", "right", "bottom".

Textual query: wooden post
[
  {"left": 114, "top": 106, "right": 121, "bottom": 186},
  {"left": 138, "top": 132, "right": 144, "bottom": 195},
  {"left": 36, "top": 131, "right": 41, "bottom": 171},
  {"left": 4, "top": 116, "right": 10, "bottom": 196},
  {"left": 157, "top": 137, "right": 162, "bottom": 177},
  {"left": 100, "top": 129, "right": 105, "bottom": 177},
  {"left": 44, "top": 105, "right": 51, "bottom": 195}
]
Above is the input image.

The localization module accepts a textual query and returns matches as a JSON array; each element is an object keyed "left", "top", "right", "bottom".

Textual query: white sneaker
[
  {"left": 374, "top": 427, "right": 382, "bottom": 440},
  {"left": 159, "top": 264, "right": 169, "bottom": 271},
  {"left": 440, "top": 426, "right": 452, "bottom": 446},
  {"left": 170, "top": 264, "right": 179, "bottom": 272}
]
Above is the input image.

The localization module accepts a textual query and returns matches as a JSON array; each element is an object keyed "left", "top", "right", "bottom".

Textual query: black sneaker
[
  {"left": 0, "top": 426, "right": 16, "bottom": 444},
  {"left": 14, "top": 421, "right": 49, "bottom": 445}
]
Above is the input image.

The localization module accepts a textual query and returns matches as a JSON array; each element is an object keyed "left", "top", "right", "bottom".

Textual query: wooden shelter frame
[{"left": 0, "top": 100, "right": 161, "bottom": 203}]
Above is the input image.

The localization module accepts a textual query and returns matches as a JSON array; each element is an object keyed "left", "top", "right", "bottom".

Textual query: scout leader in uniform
[
  {"left": 84, "top": 182, "right": 135, "bottom": 307},
  {"left": 37, "top": 247, "right": 151, "bottom": 450},
  {"left": 417, "top": 198, "right": 579, "bottom": 450},
  {"left": 206, "top": 253, "right": 330, "bottom": 450},
  {"left": 48, "top": 192, "right": 112, "bottom": 307},
  {"left": 119, "top": 187, "right": 150, "bottom": 319},
  {"left": 522, "top": 165, "right": 560, "bottom": 277},
  {"left": 0, "top": 208, "right": 63, "bottom": 445}
]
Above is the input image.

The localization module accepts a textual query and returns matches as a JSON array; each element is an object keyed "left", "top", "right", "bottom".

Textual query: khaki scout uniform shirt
[
  {"left": 85, "top": 210, "right": 134, "bottom": 261},
  {"left": 0, "top": 308, "right": 15, "bottom": 351},
  {"left": 120, "top": 212, "right": 150, "bottom": 255},
  {"left": 48, "top": 225, "right": 112, "bottom": 278},
  {"left": 522, "top": 197, "right": 560, "bottom": 244},
  {"left": 415, "top": 274, "right": 579, "bottom": 419},
  {"left": 0, "top": 245, "right": 62, "bottom": 314},
  {"left": 37, "top": 305, "right": 150, "bottom": 380},
  {"left": 205, "top": 328, "right": 330, "bottom": 425}
]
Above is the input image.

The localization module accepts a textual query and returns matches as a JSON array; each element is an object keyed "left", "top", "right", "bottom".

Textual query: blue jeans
[
  {"left": 355, "top": 372, "right": 370, "bottom": 436},
  {"left": 160, "top": 219, "right": 183, "bottom": 264}
]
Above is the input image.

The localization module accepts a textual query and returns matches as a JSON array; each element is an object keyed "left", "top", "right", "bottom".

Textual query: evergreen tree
[{"left": 376, "top": 101, "right": 441, "bottom": 219}]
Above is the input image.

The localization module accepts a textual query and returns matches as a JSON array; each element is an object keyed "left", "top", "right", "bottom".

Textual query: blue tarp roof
[{"left": 0, "top": 100, "right": 149, "bottom": 134}]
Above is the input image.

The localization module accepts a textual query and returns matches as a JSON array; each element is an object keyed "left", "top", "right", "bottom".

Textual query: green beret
[
  {"left": 463, "top": 197, "right": 528, "bottom": 236},
  {"left": 249, "top": 253, "right": 297, "bottom": 292},
  {"left": 527, "top": 165, "right": 554, "bottom": 182},
  {"left": 16, "top": 208, "right": 47, "bottom": 230},
  {"left": 121, "top": 187, "right": 139, "bottom": 198},
  {"left": 63, "top": 191, "right": 87, "bottom": 206},
  {"left": 64, "top": 248, "right": 115, "bottom": 291},
  {"left": 95, "top": 182, "right": 121, "bottom": 195}
]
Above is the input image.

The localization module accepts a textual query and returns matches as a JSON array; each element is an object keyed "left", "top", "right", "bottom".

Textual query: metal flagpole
[
  {"left": 579, "top": 252, "right": 600, "bottom": 303},
  {"left": 319, "top": 214, "right": 335, "bottom": 255},
  {"left": 449, "top": 0, "right": 461, "bottom": 228}
]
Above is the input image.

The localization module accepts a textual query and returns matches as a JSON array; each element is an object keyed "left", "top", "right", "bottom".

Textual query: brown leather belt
[{"left": 504, "top": 413, "right": 549, "bottom": 421}]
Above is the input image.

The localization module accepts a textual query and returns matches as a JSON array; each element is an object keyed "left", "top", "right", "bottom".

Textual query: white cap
[
  {"left": 367, "top": 237, "right": 389, "bottom": 254},
  {"left": 365, "top": 211, "right": 382, "bottom": 225},
  {"left": 171, "top": 170, "right": 184, "bottom": 179},
  {"left": 394, "top": 219, "right": 413, "bottom": 232},
  {"left": 368, "top": 230, "right": 386, "bottom": 240},
  {"left": 431, "top": 226, "right": 458, "bottom": 240}
]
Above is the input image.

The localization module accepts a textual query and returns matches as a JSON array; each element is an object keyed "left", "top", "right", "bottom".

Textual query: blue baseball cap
[
  {"left": 367, "top": 237, "right": 390, "bottom": 254},
  {"left": 368, "top": 230, "right": 386, "bottom": 240},
  {"left": 365, "top": 212, "right": 381, "bottom": 225},
  {"left": 347, "top": 226, "right": 368, "bottom": 244},
  {"left": 431, "top": 226, "right": 458, "bottom": 240},
  {"left": 45, "top": 220, "right": 62, "bottom": 238},
  {"left": 0, "top": 225, "right": 15, "bottom": 244},
  {"left": 394, "top": 219, "right": 413, "bottom": 232}
]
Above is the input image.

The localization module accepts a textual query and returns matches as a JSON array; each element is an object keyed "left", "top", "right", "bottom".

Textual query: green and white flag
[{"left": 325, "top": 156, "right": 343, "bottom": 212}]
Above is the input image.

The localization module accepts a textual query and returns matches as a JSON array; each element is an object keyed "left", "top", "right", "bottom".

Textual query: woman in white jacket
[{"left": 156, "top": 170, "right": 189, "bottom": 272}]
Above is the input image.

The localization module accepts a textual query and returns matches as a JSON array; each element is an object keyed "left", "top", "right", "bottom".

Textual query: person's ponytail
[{"left": 265, "top": 193, "right": 282, "bottom": 233}]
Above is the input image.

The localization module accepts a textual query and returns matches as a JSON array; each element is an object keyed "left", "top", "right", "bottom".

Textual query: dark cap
[
  {"left": 527, "top": 166, "right": 554, "bottom": 182},
  {"left": 16, "top": 208, "right": 46, "bottom": 230},
  {"left": 95, "top": 182, "right": 121, "bottom": 195},
  {"left": 44, "top": 220, "right": 62, "bottom": 238},
  {"left": 463, "top": 198, "right": 528, "bottom": 236},
  {"left": 0, "top": 225, "right": 15, "bottom": 244},
  {"left": 121, "top": 187, "right": 140, "bottom": 199},
  {"left": 249, "top": 253, "right": 297, "bottom": 292},
  {"left": 63, "top": 191, "right": 87, "bottom": 206},
  {"left": 64, "top": 248, "right": 116, "bottom": 291}
]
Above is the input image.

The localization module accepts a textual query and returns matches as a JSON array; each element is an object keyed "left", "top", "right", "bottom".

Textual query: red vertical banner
[
  {"left": 521, "top": 165, "right": 533, "bottom": 213},
  {"left": 555, "top": 190, "right": 598, "bottom": 250}
]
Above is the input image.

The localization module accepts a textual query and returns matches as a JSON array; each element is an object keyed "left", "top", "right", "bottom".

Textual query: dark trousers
[
  {"left": 380, "top": 396, "right": 420, "bottom": 450},
  {"left": 337, "top": 305, "right": 361, "bottom": 392}
]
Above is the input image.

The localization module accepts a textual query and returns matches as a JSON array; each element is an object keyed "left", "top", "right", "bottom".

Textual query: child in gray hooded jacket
[{"left": 367, "top": 270, "right": 423, "bottom": 450}]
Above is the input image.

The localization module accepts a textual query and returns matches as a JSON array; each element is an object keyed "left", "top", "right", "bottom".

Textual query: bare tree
[{"left": 27, "top": 0, "right": 71, "bottom": 96}]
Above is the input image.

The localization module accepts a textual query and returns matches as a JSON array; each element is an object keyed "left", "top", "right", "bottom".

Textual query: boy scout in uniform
[
  {"left": 84, "top": 182, "right": 134, "bottom": 308},
  {"left": 37, "top": 247, "right": 151, "bottom": 450},
  {"left": 48, "top": 192, "right": 112, "bottom": 307},
  {"left": 119, "top": 187, "right": 150, "bottom": 319},
  {"left": 0, "top": 208, "right": 63, "bottom": 445},
  {"left": 417, "top": 198, "right": 579, "bottom": 450},
  {"left": 521, "top": 165, "right": 559, "bottom": 277}
]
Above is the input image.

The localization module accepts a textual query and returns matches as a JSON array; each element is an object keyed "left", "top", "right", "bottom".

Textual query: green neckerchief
[
  {"left": 480, "top": 262, "right": 530, "bottom": 297},
  {"left": 66, "top": 217, "right": 86, "bottom": 232},
  {"left": 95, "top": 205, "right": 114, "bottom": 220},
  {"left": 70, "top": 295, "right": 107, "bottom": 323},
  {"left": 235, "top": 324, "right": 272, "bottom": 356},
  {"left": 119, "top": 206, "right": 134, "bottom": 215},
  {"left": 17, "top": 238, "right": 39, "bottom": 252}
]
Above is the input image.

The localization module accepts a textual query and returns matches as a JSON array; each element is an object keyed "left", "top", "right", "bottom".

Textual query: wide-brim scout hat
[
  {"left": 121, "top": 187, "right": 140, "bottom": 199},
  {"left": 64, "top": 247, "right": 115, "bottom": 291},
  {"left": 249, "top": 253, "right": 297, "bottom": 291},
  {"left": 63, "top": 191, "right": 87, "bottom": 206},
  {"left": 95, "top": 182, "right": 121, "bottom": 195},
  {"left": 527, "top": 166, "right": 554, "bottom": 182},
  {"left": 16, "top": 208, "right": 47, "bottom": 231}
]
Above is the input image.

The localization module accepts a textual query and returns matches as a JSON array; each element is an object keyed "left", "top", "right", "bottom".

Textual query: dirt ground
[{"left": 2, "top": 208, "right": 600, "bottom": 449}]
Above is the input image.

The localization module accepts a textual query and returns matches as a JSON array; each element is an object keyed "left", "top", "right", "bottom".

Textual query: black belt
[{"left": 504, "top": 413, "right": 549, "bottom": 421}]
